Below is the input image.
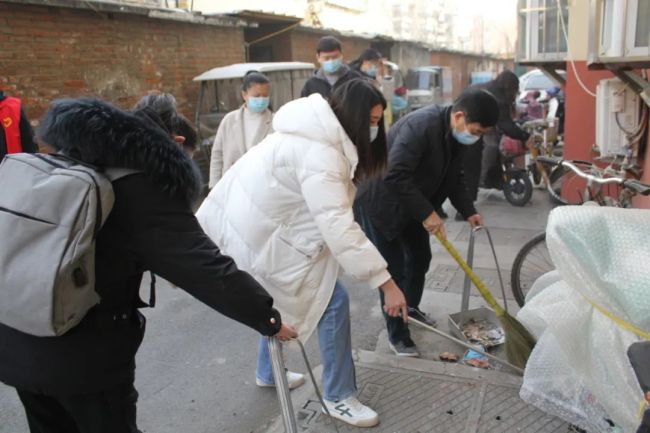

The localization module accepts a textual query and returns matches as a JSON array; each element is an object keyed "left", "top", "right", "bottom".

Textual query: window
[
  {"left": 627, "top": 0, "right": 650, "bottom": 56},
  {"left": 595, "top": 0, "right": 650, "bottom": 61},
  {"left": 517, "top": 0, "right": 569, "bottom": 62}
]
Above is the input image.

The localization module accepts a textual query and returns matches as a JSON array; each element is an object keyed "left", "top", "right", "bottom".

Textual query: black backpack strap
[{"left": 148, "top": 272, "right": 157, "bottom": 308}]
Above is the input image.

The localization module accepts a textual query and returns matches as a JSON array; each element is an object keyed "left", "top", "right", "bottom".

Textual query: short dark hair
[
  {"left": 451, "top": 88, "right": 499, "bottom": 128},
  {"left": 175, "top": 114, "right": 198, "bottom": 151},
  {"left": 329, "top": 78, "right": 387, "bottom": 183},
  {"left": 242, "top": 71, "right": 270, "bottom": 92},
  {"left": 134, "top": 92, "right": 177, "bottom": 135},
  {"left": 133, "top": 92, "right": 197, "bottom": 148},
  {"left": 317, "top": 36, "right": 342, "bottom": 54}
]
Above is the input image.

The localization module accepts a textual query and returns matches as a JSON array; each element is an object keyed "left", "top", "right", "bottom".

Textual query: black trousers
[
  {"left": 16, "top": 381, "right": 140, "bottom": 433},
  {"left": 480, "top": 132, "right": 503, "bottom": 189},
  {"left": 355, "top": 204, "right": 431, "bottom": 344}
]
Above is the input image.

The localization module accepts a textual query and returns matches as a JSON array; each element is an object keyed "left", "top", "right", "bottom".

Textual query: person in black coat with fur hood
[{"left": 0, "top": 97, "right": 296, "bottom": 433}]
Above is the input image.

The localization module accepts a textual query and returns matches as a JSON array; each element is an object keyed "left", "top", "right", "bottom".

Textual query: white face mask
[{"left": 370, "top": 126, "right": 379, "bottom": 142}]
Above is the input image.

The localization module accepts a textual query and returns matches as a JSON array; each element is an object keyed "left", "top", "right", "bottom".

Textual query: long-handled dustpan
[
  {"left": 268, "top": 337, "right": 341, "bottom": 433},
  {"left": 448, "top": 226, "right": 508, "bottom": 349},
  {"left": 434, "top": 231, "right": 536, "bottom": 369}
]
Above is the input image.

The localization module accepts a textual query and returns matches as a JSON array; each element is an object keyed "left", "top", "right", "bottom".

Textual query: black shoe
[
  {"left": 388, "top": 338, "right": 420, "bottom": 357},
  {"left": 454, "top": 213, "right": 465, "bottom": 222},
  {"left": 408, "top": 307, "right": 437, "bottom": 327}
]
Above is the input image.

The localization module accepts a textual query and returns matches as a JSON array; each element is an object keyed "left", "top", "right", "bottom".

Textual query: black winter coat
[
  {"left": 355, "top": 105, "right": 477, "bottom": 241},
  {"left": 0, "top": 99, "right": 282, "bottom": 396},
  {"left": 483, "top": 82, "right": 530, "bottom": 142},
  {"left": 300, "top": 66, "right": 361, "bottom": 99}
]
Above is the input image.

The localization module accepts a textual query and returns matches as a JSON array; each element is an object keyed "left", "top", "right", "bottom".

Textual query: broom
[{"left": 434, "top": 232, "right": 536, "bottom": 369}]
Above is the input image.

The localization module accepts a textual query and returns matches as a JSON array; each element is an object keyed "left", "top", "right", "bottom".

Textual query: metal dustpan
[{"left": 447, "top": 226, "right": 508, "bottom": 348}]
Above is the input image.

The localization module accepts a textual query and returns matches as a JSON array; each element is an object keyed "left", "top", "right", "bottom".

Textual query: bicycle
[
  {"left": 510, "top": 156, "right": 650, "bottom": 307},
  {"left": 520, "top": 119, "right": 566, "bottom": 204}
]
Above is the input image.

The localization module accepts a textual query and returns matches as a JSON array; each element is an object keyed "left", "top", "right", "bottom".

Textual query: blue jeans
[{"left": 256, "top": 281, "right": 356, "bottom": 402}]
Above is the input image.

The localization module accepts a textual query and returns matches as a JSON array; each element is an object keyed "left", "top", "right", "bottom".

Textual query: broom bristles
[{"left": 500, "top": 312, "right": 537, "bottom": 369}]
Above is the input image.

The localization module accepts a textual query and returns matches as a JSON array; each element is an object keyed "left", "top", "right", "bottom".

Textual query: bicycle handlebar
[
  {"left": 624, "top": 179, "right": 650, "bottom": 196},
  {"left": 535, "top": 157, "right": 649, "bottom": 190}
]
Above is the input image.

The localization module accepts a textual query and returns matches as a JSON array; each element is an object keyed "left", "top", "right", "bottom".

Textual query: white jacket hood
[{"left": 273, "top": 94, "right": 358, "bottom": 176}]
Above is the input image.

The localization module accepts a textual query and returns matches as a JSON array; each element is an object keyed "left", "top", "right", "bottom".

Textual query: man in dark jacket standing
[
  {"left": 300, "top": 36, "right": 361, "bottom": 99},
  {"left": 354, "top": 88, "right": 499, "bottom": 357},
  {"left": 0, "top": 98, "right": 296, "bottom": 433},
  {"left": 0, "top": 90, "right": 37, "bottom": 159}
]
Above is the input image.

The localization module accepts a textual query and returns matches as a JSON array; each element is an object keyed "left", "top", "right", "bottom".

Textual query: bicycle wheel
[
  {"left": 503, "top": 170, "right": 533, "bottom": 206},
  {"left": 511, "top": 232, "right": 553, "bottom": 307},
  {"left": 547, "top": 165, "right": 569, "bottom": 205}
]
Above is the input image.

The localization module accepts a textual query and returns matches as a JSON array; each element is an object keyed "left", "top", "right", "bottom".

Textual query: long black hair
[
  {"left": 488, "top": 70, "right": 520, "bottom": 105},
  {"left": 329, "top": 78, "right": 387, "bottom": 183}
]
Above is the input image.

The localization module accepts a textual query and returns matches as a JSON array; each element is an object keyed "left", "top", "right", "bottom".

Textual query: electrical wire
[{"left": 556, "top": 0, "right": 597, "bottom": 98}]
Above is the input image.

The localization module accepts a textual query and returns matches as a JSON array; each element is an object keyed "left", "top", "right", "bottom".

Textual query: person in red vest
[{"left": 0, "top": 91, "right": 37, "bottom": 159}]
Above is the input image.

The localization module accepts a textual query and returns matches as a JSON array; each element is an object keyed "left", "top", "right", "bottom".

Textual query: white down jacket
[{"left": 196, "top": 93, "right": 391, "bottom": 340}]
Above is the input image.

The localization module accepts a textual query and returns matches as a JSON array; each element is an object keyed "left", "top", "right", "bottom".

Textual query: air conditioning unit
[{"left": 595, "top": 78, "right": 640, "bottom": 156}]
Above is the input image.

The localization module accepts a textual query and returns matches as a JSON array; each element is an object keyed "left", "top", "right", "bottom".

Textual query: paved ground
[
  {"left": 0, "top": 188, "right": 557, "bottom": 433},
  {"left": 268, "top": 351, "right": 569, "bottom": 433}
]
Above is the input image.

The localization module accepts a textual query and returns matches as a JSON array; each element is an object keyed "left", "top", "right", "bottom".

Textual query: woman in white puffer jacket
[{"left": 196, "top": 79, "right": 408, "bottom": 428}]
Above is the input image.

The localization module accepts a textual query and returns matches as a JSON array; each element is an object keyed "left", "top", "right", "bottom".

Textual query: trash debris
[
  {"left": 446, "top": 410, "right": 454, "bottom": 415},
  {"left": 439, "top": 352, "right": 459, "bottom": 363},
  {"left": 461, "top": 319, "right": 505, "bottom": 348},
  {"left": 462, "top": 348, "right": 490, "bottom": 369}
]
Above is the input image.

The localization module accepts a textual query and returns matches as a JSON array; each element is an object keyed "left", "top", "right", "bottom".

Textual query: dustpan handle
[
  {"left": 462, "top": 227, "right": 509, "bottom": 313},
  {"left": 435, "top": 232, "right": 505, "bottom": 316},
  {"left": 268, "top": 337, "right": 299, "bottom": 433},
  {"left": 461, "top": 227, "right": 476, "bottom": 314}
]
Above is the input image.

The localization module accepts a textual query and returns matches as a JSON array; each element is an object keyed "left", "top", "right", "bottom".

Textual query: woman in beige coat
[{"left": 208, "top": 72, "right": 274, "bottom": 188}]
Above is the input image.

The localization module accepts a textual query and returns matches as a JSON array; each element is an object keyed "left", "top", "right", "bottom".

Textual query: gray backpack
[{"left": 0, "top": 153, "right": 137, "bottom": 336}]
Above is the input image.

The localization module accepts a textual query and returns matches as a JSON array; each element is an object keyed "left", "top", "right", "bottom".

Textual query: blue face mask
[
  {"left": 321, "top": 58, "right": 343, "bottom": 75},
  {"left": 365, "top": 66, "right": 378, "bottom": 78},
  {"left": 452, "top": 129, "right": 481, "bottom": 145},
  {"left": 247, "top": 96, "right": 270, "bottom": 113},
  {"left": 370, "top": 126, "right": 379, "bottom": 142}
]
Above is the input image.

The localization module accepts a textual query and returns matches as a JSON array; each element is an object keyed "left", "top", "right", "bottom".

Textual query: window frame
[{"left": 518, "top": 0, "right": 569, "bottom": 63}]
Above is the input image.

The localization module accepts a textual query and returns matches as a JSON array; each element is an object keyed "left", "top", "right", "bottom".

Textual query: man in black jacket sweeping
[{"left": 354, "top": 88, "right": 499, "bottom": 357}]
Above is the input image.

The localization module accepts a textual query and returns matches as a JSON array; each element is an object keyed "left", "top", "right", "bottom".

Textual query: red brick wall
[{"left": 0, "top": 2, "right": 245, "bottom": 122}]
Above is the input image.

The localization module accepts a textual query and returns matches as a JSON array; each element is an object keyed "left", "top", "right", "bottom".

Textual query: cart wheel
[
  {"left": 503, "top": 170, "right": 533, "bottom": 206},
  {"left": 511, "top": 232, "right": 552, "bottom": 307}
]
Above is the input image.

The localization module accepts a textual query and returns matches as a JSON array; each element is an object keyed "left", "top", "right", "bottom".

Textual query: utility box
[{"left": 595, "top": 78, "right": 640, "bottom": 156}]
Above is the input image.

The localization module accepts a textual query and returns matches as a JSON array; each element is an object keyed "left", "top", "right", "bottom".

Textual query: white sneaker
[
  {"left": 322, "top": 396, "right": 379, "bottom": 427},
  {"left": 255, "top": 371, "right": 305, "bottom": 390}
]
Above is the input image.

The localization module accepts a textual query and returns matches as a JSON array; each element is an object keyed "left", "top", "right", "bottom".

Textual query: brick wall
[{"left": 0, "top": 2, "right": 245, "bottom": 122}]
